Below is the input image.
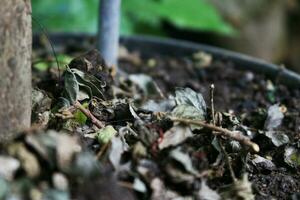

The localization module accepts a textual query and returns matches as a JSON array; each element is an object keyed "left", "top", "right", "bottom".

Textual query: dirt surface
[
  {"left": 120, "top": 52, "right": 300, "bottom": 199},
  {"left": 0, "top": 40, "right": 299, "bottom": 200}
]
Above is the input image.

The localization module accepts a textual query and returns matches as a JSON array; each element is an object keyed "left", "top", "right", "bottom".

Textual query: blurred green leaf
[
  {"left": 96, "top": 125, "right": 117, "bottom": 144},
  {"left": 32, "top": 0, "right": 98, "bottom": 32},
  {"left": 73, "top": 103, "right": 88, "bottom": 125},
  {"left": 155, "top": 0, "right": 235, "bottom": 34},
  {"left": 32, "top": 0, "right": 234, "bottom": 36}
]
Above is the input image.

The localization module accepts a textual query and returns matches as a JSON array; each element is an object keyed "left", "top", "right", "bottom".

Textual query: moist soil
[
  {"left": 1, "top": 38, "right": 299, "bottom": 200},
  {"left": 121, "top": 53, "right": 300, "bottom": 199}
]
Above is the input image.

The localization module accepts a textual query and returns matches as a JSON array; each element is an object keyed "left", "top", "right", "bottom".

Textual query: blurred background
[{"left": 32, "top": 0, "right": 300, "bottom": 72}]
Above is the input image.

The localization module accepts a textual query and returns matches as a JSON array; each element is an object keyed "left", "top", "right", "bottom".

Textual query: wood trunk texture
[{"left": 0, "top": 0, "right": 32, "bottom": 142}]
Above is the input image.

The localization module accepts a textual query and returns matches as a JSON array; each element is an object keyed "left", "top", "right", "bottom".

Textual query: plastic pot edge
[{"left": 33, "top": 33, "right": 300, "bottom": 89}]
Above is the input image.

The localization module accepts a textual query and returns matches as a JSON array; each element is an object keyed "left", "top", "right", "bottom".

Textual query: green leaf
[
  {"left": 284, "top": 146, "right": 300, "bottom": 168},
  {"left": 32, "top": 0, "right": 234, "bottom": 35},
  {"left": 32, "top": 0, "right": 98, "bottom": 33},
  {"left": 96, "top": 126, "right": 117, "bottom": 144},
  {"left": 73, "top": 110, "right": 87, "bottom": 126},
  {"left": 158, "top": 0, "right": 234, "bottom": 34},
  {"left": 33, "top": 62, "right": 49, "bottom": 71},
  {"left": 121, "top": 0, "right": 235, "bottom": 35}
]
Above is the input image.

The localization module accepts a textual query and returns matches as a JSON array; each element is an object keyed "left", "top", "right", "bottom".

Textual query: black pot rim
[{"left": 33, "top": 33, "right": 300, "bottom": 88}]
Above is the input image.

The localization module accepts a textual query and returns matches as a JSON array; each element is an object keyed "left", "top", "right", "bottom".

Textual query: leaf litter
[{"left": 1, "top": 46, "right": 300, "bottom": 200}]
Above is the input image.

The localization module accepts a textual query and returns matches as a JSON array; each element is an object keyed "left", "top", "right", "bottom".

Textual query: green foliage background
[{"left": 32, "top": 0, "right": 234, "bottom": 36}]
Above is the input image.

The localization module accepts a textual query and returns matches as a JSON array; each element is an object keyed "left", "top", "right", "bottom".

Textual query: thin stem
[
  {"left": 210, "top": 84, "right": 216, "bottom": 125},
  {"left": 218, "top": 139, "right": 237, "bottom": 182},
  {"left": 74, "top": 101, "right": 105, "bottom": 129},
  {"left": 170, "top": 117, "right": 260, "bottom": 152}
]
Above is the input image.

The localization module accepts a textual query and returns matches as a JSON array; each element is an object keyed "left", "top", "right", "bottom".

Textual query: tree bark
[{"left": 0, "top": 0, "right": 32, "bottom": 141}]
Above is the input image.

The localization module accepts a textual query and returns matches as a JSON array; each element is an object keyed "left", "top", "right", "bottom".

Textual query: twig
[
  {"left": 96, "top": 142, "right": 110, "bottom": 159},
  {"left": 170, "top": 117, "right": 260, "bottom": 152},
  {"left": 74, "top": 101, "right": 105, "bottom": 129},
  {"left": 210, "top": 84, "right": 216, "bottom": 125},
  {"left": 218, "top": 139, "right": 237, "bottom": 182}
]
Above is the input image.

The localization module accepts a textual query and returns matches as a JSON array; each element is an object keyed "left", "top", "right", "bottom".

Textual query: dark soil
[
  {"left": 1, "top": 37, "right": 299, "bottom": 200},
  {"left": 120, "top": 53, "right": 300, "bottom": 199}
]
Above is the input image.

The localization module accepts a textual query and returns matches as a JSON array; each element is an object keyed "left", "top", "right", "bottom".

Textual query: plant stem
[
  {"left": 98, "top": 0, "right": 121, "bottom": 67},
  {"left": 210, "top": 84, "right": 216, "bottom": 125},
  {"left": 170, "top": 117, "right": 260, "bottom": 152},
  {"left": 74, "top": 101, "right": 105, "bottom": 129}
]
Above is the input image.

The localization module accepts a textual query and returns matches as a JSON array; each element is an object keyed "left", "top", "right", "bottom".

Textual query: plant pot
[
  {"left": 33, "top": 33, "right": 300, "bottom": 88},
  {"left": 30, "top": 33, "right": 300, "bottom": 199}
]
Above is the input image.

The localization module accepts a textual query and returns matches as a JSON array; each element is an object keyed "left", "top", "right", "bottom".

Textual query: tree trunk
[
  {"left": 0, "top": 0, "right": 32, "bottom": 141},
  {"left": 98, "top": 0, "right": 121, "bottom": 67}
]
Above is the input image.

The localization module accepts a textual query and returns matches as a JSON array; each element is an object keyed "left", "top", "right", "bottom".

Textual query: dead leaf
[
  {"left": 197, "top": 180, "right": 221, "bottom": 200},
  {"left": 264, "top": 104, "right": 284, "bottom": 131},
  {"left": 159, "top": 125, "right": 193, "bottom": 150}
]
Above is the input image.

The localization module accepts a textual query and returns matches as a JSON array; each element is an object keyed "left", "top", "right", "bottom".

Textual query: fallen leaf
[
  {"left": 159, "top": 125, "right": 193, "bottom": 150},
  {"left": 172, "top": 88, "right": 207, "bottom": 129},
  {"left": 265, "top": 131, "right": 289, "bottom": 147},
  {"left": 169, "top": 148, "right": 198, "bottom": 175},
  {"left": 174, "top": 87, "right": 206, "bottom": 115},
  {"left": 141, "top": 99, "right": 176, "bottom": 113},
  {"left": 96, "top": 125, "right": 118, "bottom": 144},
  {"left": 197, "top": 180, "right": 221, "bottom": 200},
  {"left": 251, "top": 155, "right": 276, "bottom": 171},
  {"left": 129, "top": 74, "right": 159, "bottom": 96},
  {"left": 264, "top": 104, "right": 284, "bottom": 131},
  {"left": 193, "top": 51, "right": 212, "bottom": 68},
  {"left": 133, "top": 178, "right": 147, "bottom": 193},
  {"left": 109, "top": 137, "right": 127, "bottom": 169},
  {"left": 284, "top": 146, "right": 300, "bottom": 168},
  {"left": 64, "top": 67, "right": 79, "bottom": 104}
]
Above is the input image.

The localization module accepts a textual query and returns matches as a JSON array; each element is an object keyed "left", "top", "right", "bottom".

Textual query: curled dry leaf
[
  {"left": 159, "top": 125, "right": 193, "bottom": 150},
  {"left": 265, "top": 131, "right": 289, "bottom": 147},
  {"left": 264, "top": 104, "right": 284, "bottom": 131},
  {"left": 169, "top": 148, "right": 197, "bottom": 174},
  {"left": 172, "top": 88, "right": 207, "bottom": 129},
  {"left": 251, "top": 155, "right": 276, "bottom": 171},
  {"left": 129, "top": 74, "right": 159, "bottom": 96},
  {"left": 109, "top": 137, "right": 127, "bottom": 170},
  {"left": 133, "top": 178, "right": 147, "bottom": 193},
  {"left": 197, "top": 180, "right": 221, "bottom": 200}
]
